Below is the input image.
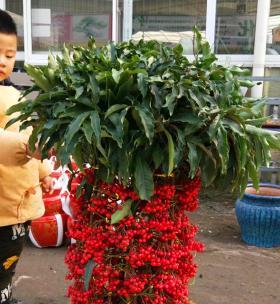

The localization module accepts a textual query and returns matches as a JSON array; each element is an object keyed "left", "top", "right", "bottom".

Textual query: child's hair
[{"left": 0, "top": 10, "right": 17, "bottom": 35}]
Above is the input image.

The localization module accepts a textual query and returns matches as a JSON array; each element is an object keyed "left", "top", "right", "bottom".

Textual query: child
[{"left": 0, "top": 10, "right": 53, "bottom": 304}]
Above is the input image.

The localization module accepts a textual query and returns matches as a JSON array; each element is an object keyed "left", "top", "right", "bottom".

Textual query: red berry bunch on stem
[{"left": 65, "top": 171, "right": 203, "bottom": 304}]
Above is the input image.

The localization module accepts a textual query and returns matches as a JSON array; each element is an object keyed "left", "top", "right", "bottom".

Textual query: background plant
[{"left": 7, "top": 28, "right": 279, "bottom": 199}]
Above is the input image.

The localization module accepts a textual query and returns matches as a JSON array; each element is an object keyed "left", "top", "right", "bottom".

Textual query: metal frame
[
  {"left": 122, "top": 0, "right": 133, "bottom": 41},
  {"left": 265, "top": 55, "right": 280, "bottom": 68},
  {"left": 23, "top": 0, "right": 32, "bottom": 63},
  {"left": 252, "top": 0, "right": 272, "bottom": 97},
  {"left": 216, "top": 54, "right": 254, "bottom": 67},
  {"left": 0, "top": 0, "right": 5, "bottom": 10},
  {"left": 260, "top": 167, "right": 280, "bottom": 172},
  {"left": 112, "top": 0, "right": 119, "bottom": 42},
  {"left": 206, "top": 0, "right": 217, "bottom": 51}
]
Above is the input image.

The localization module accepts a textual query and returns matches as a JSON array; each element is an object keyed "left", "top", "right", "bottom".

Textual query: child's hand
[{"left": 41, "top": 176, "right": 54, "bottom": 194}]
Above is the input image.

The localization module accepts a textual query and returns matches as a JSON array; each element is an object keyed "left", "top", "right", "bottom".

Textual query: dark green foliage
[{"left": 7, "top": 28, "right": 279, "bottom": 199}]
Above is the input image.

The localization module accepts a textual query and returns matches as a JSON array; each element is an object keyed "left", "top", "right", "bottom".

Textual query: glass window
[
  {"left": 6, "top": 0, "right": 24, "bottom": 51},
  {"left": 262, "top": 68, "right": 280, "bottom": 180},
  {"left": 31, "top": 0, "right": 112, "bottom": 53},
  {"left": 267, "top": 0, "right": 280, "bottom": 55},
  {"left": 129, "top": 0, "right": 206, "bottom": 54},
  {"left": 263, "top": 68, "right": 280, "bottom": 136},
  {"left": 215, "top": 0, "right": 257, "bottom": 54},
  {"left": 264, "top": 68, "right": 280, "bottom": 98}
]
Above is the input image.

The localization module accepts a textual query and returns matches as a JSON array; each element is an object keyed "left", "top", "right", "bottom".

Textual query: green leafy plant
[{"left": 7, "top": 29, "right": 279, "bottom": 199}]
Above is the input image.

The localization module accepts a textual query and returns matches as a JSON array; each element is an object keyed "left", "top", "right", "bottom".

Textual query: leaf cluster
[{"left": 7, "top": 28, "right": 279, "bottom": 199}]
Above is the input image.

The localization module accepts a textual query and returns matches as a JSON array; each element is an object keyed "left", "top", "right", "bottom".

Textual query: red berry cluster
[{"left": 65, "top": 172, "right": 203, "bottom": 304}]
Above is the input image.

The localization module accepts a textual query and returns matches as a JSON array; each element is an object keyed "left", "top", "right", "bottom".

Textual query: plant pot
[
  {"left": 235, "top": 183, "right": 280, "bottom": 248},
  {"left": 43, "top": 189, "right": 63, "bottom": 216},
  {"left": 29, "top": 213, "right": 68, "bottom": 248}
]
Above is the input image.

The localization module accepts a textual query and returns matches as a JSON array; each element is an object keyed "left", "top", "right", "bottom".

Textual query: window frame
[{"left": 1, "top": 1, "right": 279, "bottom": 70}]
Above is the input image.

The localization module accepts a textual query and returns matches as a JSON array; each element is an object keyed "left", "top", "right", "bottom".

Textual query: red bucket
[
  {"left": 43, "top": 189, "right": 63, "bottom": 216},
  {"left": 29, "top": 213, "right": 68, "bottom": 248}
]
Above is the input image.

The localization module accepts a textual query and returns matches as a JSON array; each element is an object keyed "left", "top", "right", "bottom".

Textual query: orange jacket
[
  {"left": 0, "top": 85, "right": 51, "bottom": 226},
  {"left": 0, "top": 128, "right": 30, "bottom": 166}
]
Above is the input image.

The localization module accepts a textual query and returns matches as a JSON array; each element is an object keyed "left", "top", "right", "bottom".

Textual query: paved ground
[{"left": 13, "top": 189, "right": 280, "bottom": 304}]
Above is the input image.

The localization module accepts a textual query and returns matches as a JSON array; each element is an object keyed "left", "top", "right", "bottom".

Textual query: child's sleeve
[
  {"left": 0, "top": 86, "right": 18, "bottom": 116},
  {"left": 0, "top": 97, "right": 8, "bottom": 116},
  {"left": 0, "top": 128, "right": 29, "bottom": 165},
  {"left": 38, "top": 159, "right": 52, "bottom": 180}
]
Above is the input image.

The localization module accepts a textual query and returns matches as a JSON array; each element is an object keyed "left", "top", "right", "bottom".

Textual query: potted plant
[
  {"left": 235, "top": 183, "right": 280, "bottom": 248},
  {"left": 7, "top": 28, "right": 279, "bottom": 304}
]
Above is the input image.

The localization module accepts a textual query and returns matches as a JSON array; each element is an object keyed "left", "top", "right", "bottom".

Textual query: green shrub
[{"left": 7, "top": 29, "right": 279, "bottom": 199}]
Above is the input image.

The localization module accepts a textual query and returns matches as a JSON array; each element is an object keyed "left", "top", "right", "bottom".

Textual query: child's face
[{"left": 0, "top": 33, "right": 17, "bottom": 82}]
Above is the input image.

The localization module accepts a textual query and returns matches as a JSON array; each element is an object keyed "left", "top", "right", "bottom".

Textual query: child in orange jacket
[{"left": 0, "top": 10, "right": 53, "bottom": 304}]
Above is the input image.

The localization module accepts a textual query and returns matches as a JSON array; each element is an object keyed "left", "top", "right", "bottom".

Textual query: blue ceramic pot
[{"left": 235, "top": 183, "right": 280, "bottom": 248}]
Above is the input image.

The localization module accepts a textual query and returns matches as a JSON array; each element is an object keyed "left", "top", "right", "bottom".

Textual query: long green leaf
[
  {"left": 135, "top": 155, "right": 154, "bottom": 200},
  {"left": 82, "top": 121, "right": 94, "bottom": 143},
  {"left": 266, "top": 134, "right": 280, "bottom": 150},
  {"left": 88, "top": 74, "right": 100, "bottom": 103},
  {"left": 65, "top": 112, "right": 89, "bottom": 145},
  {"left": 171, "top": 111, "right": 202, "bottom": 124},
  {"left": 116, "top": 76, "right": 134, "bottom": 100},
  {"left": 164, "top": 87, "right": 178, "bottom": 115},
  {"left": 152, "top": 144, "right": 164, "bottom": 169},
  {"left": 4, "top": 116, "right": 22, "bottom": 129},
  {"left": 216, "top": 126, "right": 229, "bottom": 174},
  {"left": 111, "top": 199, "right": 132, "bottom": 224},
  {"left": 135, "top": 106, "right": 155, "bottom": 143},
  {"left": 25, "top": 64, "right": 51, "bottom": 92},
  {"left": 150, "top": 84, "right": 163, "bottom": 109},
  {"left": 223, "top": 118, "right": 245, "bottom": 137},
  {"left": 200, "top": 154, "right": 217, "bottom": 186},
  {"left": 137, "top": 73, "right": 148, "bottom": 98},
  {"left": 105, "top": 104, "right": 128, "bottom": 119},
  {"left": 247, "top": 160, "right": 259, "bottom": 190},
  {"left": 188, "top": 90, "right": 203, "bottom": 108},
  {"left": 187, "top": 142, "right": 201, "bottom": 178},
  {"left": 28, "top": 125, "right": 42, "bottom": 152},
  {"left": 84, "top": 259, "right": 95, "bottom": 291},
  {"left": 90, "top": 111, "right": 101, "bottom": 143},
  {"left": 72, "top": 144, "right": 85, "bottom": 172},
  {"left": 6, "top": 100, "right": 30, "bottom": 115},
  {"left": 163, "top": 128, "right": 175, "bottom": 175},
  {"left": 246, "top": 124, "right": 278, "bottom": 137}
]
